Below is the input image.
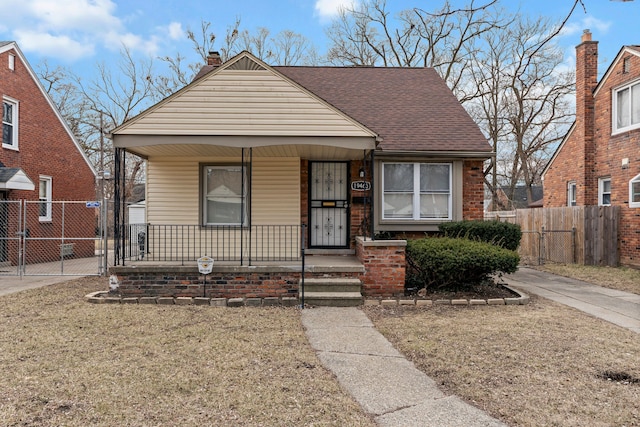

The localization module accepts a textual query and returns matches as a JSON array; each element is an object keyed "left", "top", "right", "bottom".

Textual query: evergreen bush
[
  {"left": 406, "top": 237, "right": 519, "bottom": 292},
  {"left": 438, "top": 220, "right": 522, "bottom": 251}
]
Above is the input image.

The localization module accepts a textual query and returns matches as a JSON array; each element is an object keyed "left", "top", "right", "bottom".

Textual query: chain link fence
[{"left": 0, "top": 200, "right": 105, "bottom": 276}]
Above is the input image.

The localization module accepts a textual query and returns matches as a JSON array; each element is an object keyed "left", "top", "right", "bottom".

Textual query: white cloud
[
  {"left": 315, "top": 0, "right": 358, "bottom": 19},
  {"left": 167, "top": 22, "right": 184, "bottom": 41},
  {"left": 14, "top": 29, "right": 95, "bottom": 61},
  {"left": 561, "top": 16, "right": 612, "bottom": 38},
  {"left": 0, "top": 0, "right": 176, "bottom": 62}
]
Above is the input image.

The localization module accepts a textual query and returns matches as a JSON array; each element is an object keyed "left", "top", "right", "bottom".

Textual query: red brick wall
[
  {"left": 544, "top": 36, "right": 640, "bottom": 266},
  {"left": 356, "top": 237, "right": 405, "bottom": 297},
  {"left": 0, "top": 47, "right": 95, "bottom": 202},
  {"left": 462, "top": 160, "right": 485, "bottom": 220}
]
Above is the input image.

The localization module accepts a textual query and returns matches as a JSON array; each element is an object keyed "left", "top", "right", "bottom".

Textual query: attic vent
[
  {"left": 227, "top": 57, "right": 265, "bottom": 71},
  {"left": 623, "top": 57, "right": 631, "bottom": 74}
]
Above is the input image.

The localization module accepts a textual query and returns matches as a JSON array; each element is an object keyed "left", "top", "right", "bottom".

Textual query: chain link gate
[{"left": 0, "top": 200, "right": 106, "bottom": 277}]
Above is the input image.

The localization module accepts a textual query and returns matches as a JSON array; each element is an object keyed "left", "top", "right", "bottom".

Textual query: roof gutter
[{"left": 374, "top": 150, "right": 494, "bottom": 159}]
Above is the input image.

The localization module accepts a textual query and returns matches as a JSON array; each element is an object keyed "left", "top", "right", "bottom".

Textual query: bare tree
[
  {"left": 469, "top": 17, "right": 574, "bottom": 210},
  {"left": 325, "top": 0, "right": 506, "bottom": 100}
]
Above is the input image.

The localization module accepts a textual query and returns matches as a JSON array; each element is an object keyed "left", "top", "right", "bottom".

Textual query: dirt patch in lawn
[
  {"left": 364, "top": 298, "right": 640, "bottom": 427},
  {"left": 0, "top": 277, "right": 374, "bottom": 427},
  {"left": 409, "top": 281, "right": 518, "bottom": 300}
]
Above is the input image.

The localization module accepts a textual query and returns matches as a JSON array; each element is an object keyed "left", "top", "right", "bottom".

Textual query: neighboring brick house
[
  {"left": 1, "top": 41, "right": 96, "bottom": 264},
  {"left": 543, "top": 30, "right": 640, "bottom": 267}
]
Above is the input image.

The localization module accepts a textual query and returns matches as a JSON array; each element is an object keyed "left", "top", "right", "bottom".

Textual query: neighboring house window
[
  {"left": 2, "top": 97, "right": 18, "bottom": 149},
  {"left": 39, "top": 176, "right": 52, "bottom": 221},
  {"left": 202, "top": 165, "right": 247, "bottom": 225},
  {"left": 567, "top": 181, "right": 577, "bottom": 206},
  {"left": 613, "top": 80, "right": 640, "bottom": 133},
  {"left": 630, "top": 173, "right": 640, "bottom": 208},
  {"left": 598, "top": 177, "right": 611, "bottom": 206},
  {"left": 382, "top": 162, "right": 451, "bottom": 220}
]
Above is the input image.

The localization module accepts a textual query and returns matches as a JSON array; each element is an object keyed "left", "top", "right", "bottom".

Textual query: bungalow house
[
  {"left": 1, "top": 41, "right": 96, "bottom": 268},
  {"left": 543, "top": 31, "right": 640, "bottom": 267},
  {"left": 110, "top": 51, "right": 491, "bottom": 303}
]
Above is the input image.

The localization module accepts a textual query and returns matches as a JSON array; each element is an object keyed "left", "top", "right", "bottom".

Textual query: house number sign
[{"left": 351, "top": 181, "right": 371, "bottom": 191}]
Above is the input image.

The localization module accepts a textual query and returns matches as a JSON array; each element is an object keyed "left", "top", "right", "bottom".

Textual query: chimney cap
[{"left": 581, "top": 29, "right": 592, "bottom": 42}]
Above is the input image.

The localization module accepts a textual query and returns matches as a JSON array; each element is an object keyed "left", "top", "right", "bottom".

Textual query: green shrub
[
  {"left": 406, "top": 237, "right": 519, "bottom": 292},
  {"left": 438, "top": 220, "right": 522, "bottom": 251}
]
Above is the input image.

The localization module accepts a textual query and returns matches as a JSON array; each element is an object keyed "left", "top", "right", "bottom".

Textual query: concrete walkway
[
  {"left": 502, "top": 267, "right": 640, "bottom": 334},
  {"left": 301, "top": 267, "right": 640, "bottom": 426},
  {"left": 301, "top": 307, "right": 507, "bottom": 427}
]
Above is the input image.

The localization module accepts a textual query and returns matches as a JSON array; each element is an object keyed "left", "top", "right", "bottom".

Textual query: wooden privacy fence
[{"left": 485, "top": 206, "right": 619, "bottom": 266}]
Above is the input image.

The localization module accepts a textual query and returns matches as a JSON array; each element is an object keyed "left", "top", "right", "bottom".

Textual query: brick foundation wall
[
  {"left": 111, "top": 266, "right": 365, "bottom": 299},
  {"left": 356, "top": 236, "right": 406, "bottom": 297}
]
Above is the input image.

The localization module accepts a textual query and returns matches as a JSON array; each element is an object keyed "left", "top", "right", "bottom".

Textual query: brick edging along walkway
[{"left": 85, "top": 285, "right": 529, "bottom": 307}]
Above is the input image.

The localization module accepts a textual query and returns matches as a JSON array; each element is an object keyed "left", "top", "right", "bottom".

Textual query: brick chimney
[
  {"left": 575, "top": 29, "right": 598, "bottom": 205},
  {"left": 207, "top": 51, "right": 222, "bottom": 66}
]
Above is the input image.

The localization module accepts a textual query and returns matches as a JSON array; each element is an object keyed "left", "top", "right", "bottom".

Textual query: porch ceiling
[{"left": 114, "top": 135, "right": 376, "bottom": 160}]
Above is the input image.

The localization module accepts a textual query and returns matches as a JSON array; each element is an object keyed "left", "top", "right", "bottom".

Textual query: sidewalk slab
[
  {"left": 302, "top": 307, "right": 507, "bottom": 427},
  {"left": 376, "top": 396, "right": 507, "bottom": 427},
  {"left": 503, "top": 267, "right": 640, "bottom": 334}
]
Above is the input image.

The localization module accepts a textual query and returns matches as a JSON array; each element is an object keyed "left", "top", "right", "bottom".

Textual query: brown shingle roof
[{"left": 275, "top": 66, "right": 491, "bottom": 154}]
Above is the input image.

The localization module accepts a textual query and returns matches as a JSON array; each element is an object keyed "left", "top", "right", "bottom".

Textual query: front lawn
[
  {"left": 365, "top": 298, "right": 640, "bottom": 426},
  {"left": 0, "top": 277, "right": 374, "bottom": 427}
]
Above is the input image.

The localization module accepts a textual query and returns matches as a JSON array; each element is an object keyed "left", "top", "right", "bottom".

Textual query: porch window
[
  {"left": 39, "top": 176, "right": 52, "bottom": 222},
  {"left": 630, "top": 173, "right": 640, "bottom": 208},
  {"left": 382, "top": 163, "right": 451, "bottom": 220},
  {"left": 202, "top": 165, "right": 247, "bottom": 226}
]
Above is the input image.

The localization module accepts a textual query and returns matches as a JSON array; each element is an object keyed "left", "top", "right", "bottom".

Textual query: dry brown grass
[
  {"left": 535, "top": 263, "right": 640, "bottom": 295},
  {"left": 365, "top": 298, "right": 640, "bottom": 427},
  {"left": 0, "top": 278, "right": 374, "bottom": 427}
]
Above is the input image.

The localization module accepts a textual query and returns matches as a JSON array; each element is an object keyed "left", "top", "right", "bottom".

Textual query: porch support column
[
  {"left": 113, "top": 147, "right": 127, "bottom": 266},
  {"left": 369, "top": 150, "right": 375, "bottom": 240}
]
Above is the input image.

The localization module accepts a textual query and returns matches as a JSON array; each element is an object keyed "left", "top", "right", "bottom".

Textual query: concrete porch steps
[{"left": 301, "top": 277, "right": 363, "bottom": 307}]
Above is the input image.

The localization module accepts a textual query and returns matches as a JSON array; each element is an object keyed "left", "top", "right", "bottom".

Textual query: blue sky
[{"left": 1, "top": 0, "right": 639, "bottom": 81}]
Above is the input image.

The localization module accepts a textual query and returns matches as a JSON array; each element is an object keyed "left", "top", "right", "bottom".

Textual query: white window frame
[
  {"left": 567, "top": 181, "right": 577, "bottom": 207},
  {"left": 202, "top": 165, "right": 248, "bottom": 226},
  {"left": 2, "top": 96, "right": 19, "bottom": 150},
  {"left": 612, "top": 79, "right": 640, "bottom": 134},
  {"left": 598, "top": 177, "right": 611, "bottom": 206},
  {"left": 382, "top": 162, "right": 452, "bottom": 221},
  {"left": 630, "top": 173, "right": 640, "bottom": 208},
  {"left": 39, "top": 176, "right": 52, "bottom": 222}
]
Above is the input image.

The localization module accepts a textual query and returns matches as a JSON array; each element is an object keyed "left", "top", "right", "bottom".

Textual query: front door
[{"left": 309, "top": 162, "right": 349, "bottom": 248}]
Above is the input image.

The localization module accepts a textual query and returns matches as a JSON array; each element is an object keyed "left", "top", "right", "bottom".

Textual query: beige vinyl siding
[
  {"left": 147, "top": 156, "right": 299, "bottom": 226},
  {"left": 251, "top": 158, "right": 300, "bottom": 225},
  {"left": 118, "top": 69, "right": 372, "bottom": 137},
  {"left": 147, "top": 158, "right": 200, "bottom": 224}
]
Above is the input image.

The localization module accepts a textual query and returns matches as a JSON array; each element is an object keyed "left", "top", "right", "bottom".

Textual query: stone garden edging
[{"left": 85, "top": 285, "right": 528, "bottom": 307}]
